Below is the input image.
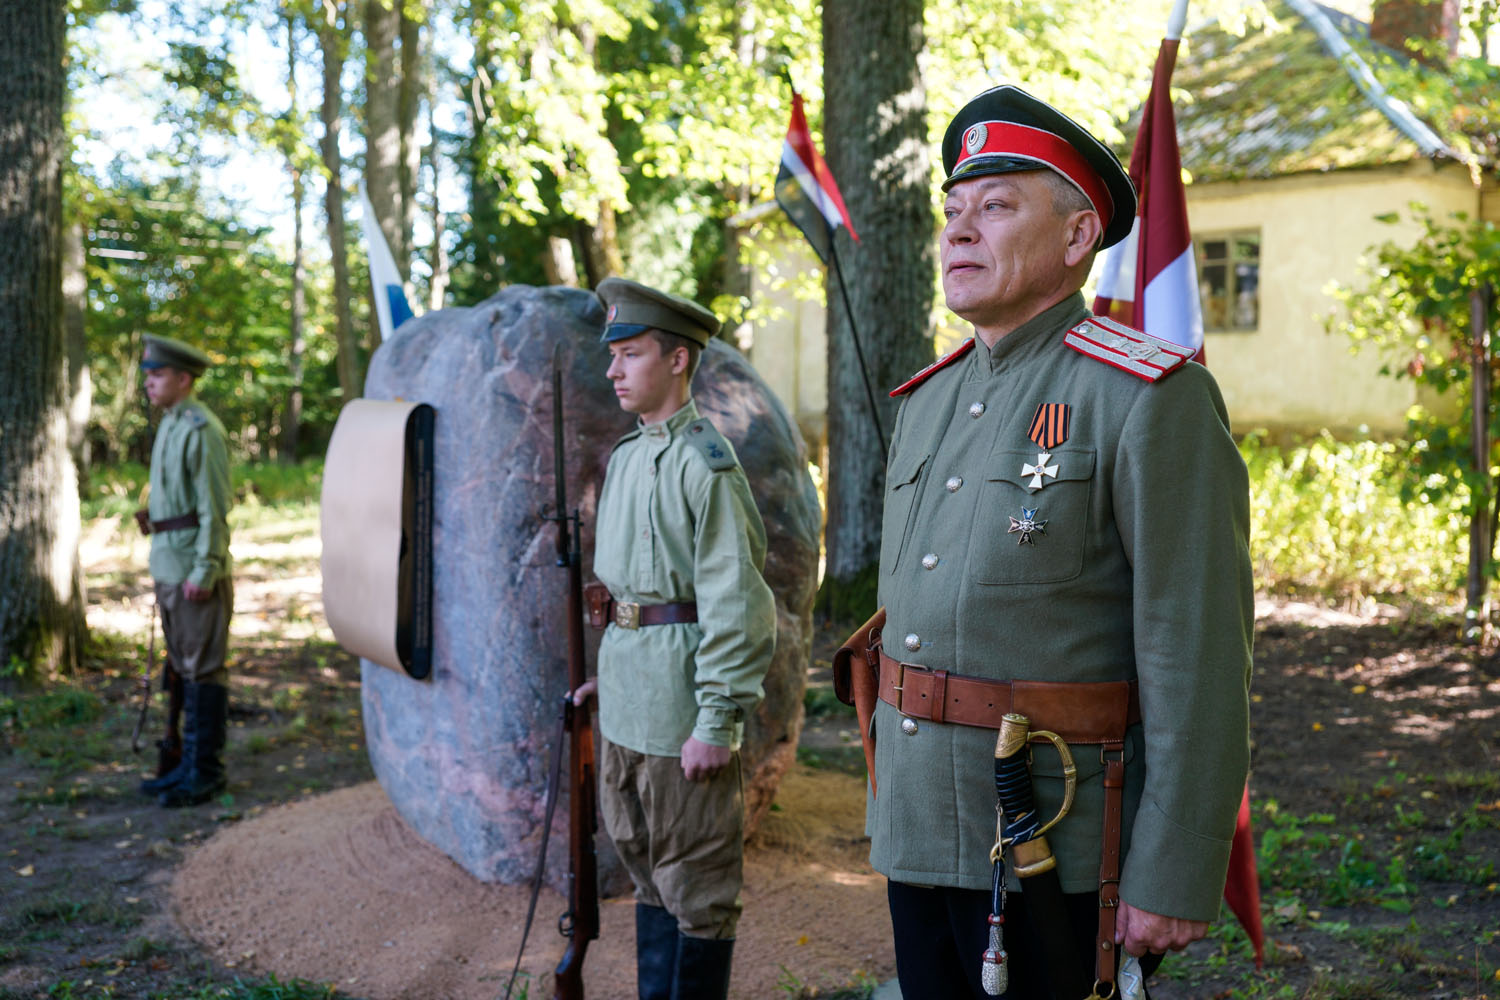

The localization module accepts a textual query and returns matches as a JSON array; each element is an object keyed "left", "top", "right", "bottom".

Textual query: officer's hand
[
  {"left": 680, "top": 737, "right": 730, "bottom": 781},
  {"left": 181, "top": 580, "right": 212, "bottom": 602},
  {"left": 571, "top": 678, "right": 598, "bottom": 706},
  {"left": 1116, "top": 901, "right": 1207, "bottom": 957}
]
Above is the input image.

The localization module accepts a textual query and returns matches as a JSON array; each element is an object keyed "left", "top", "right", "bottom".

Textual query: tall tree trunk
[
  {"left": 319, "top": 0, "right": 360, "bottom": 399},
  {"left": 63, "top": 219, "right": 92, "bottom": 474},
  {"left": 719, "top": 0, "right": 760, "bottom": 344},
  {"left": 573, "top": 201, "right": 623, "bottom": 288},
  {"left": 0, "top": 0, "right": 85, "bottom": 674},
  {"left": 365, "top": 0, "right": 404, "bottom": 290},
  {"left": 1465, "top": 280, "right": 1495, "bottom": 642},
  {"left": 820, "top": 0, "right": 934, "bottom": 623},
  {"left": 282, "top": 11, "right": 306, "bottom": 462},
  {"left": 426, "top": 127, "right": 449, "bottom": 309},
  {"left": 398, "top": 0, "right": 424, "bottom": 277}
]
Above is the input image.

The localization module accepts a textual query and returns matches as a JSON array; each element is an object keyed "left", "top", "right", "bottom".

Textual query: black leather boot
[
  {"left": 139, "top": 666, "right": 188, "bottom": 795},
  {"left": 636, "top": 903, "right": 678, "bottom": 1000},
  {"left": 159, "top": 682, "right": 228, "bottom": 808},
  {"left": 670, "top": 934, "right": 734, "bottom": 1000}
]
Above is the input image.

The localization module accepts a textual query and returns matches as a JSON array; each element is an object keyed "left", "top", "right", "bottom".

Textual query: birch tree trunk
[
  {"left": 0, "top": 0, "right": 86, "bottom": 674},
  {"left": 365, "top": 0, "right": 404, "bottom": 294},
  {"left": 819, "top": 0, "right": 934, "bottom": 622},
  {"left": 282, "top": 10, "right": 306, "bottom": 460}
]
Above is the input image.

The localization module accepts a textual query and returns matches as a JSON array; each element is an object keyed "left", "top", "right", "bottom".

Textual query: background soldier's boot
[
  {"left": 635, "top": 903, "right": 678, "bottom": 1000},
  {"left": 139, "top": 665, "right": 187, "bottom": 795},
  {"left": 159, "top": 682, "right": 228, "bottom": 808},
  {"left": 669, "top": 934, "right": 733, "bottom": 1000}
]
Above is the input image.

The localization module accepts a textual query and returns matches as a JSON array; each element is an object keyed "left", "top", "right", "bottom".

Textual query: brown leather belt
[
  {"left": 877, "top": 650, "right": 1139, "bottom": 744},
  {"left": 583, "top": 580, "right": 697, "bottom": 630},
  {"left": 150, "top": 513, "right": 200, "bottom": 533}
]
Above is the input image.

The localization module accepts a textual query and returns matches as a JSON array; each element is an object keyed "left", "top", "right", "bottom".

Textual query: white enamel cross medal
[{"left": 1021, "top": 451, "right": 1058, "bottom": 490}]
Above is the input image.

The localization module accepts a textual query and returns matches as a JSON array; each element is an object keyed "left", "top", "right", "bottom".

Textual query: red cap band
[{"left": 953, "top": 120, "right": 1114, "bottom": 230}]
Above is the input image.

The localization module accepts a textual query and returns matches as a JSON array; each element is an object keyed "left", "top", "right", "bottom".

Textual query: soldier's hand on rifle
[
  {"left": 181, "top": 580, "right": 212, "bottom": 602},
  {"left": 680, "top": 736, "right": 730, "bottom": 781},
  {"left": 571, "top": 678, "right": 597, "bottom": 707},
  {"left": 1115, "top": 901, "right": 1208, "bottom": 957}
]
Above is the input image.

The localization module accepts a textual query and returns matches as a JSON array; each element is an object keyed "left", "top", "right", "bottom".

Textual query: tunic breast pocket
[
  {"left": 971, "top": 447, "right": 1094, "bottom": 586},
  {"left": 882, "top": 453, "right": 929, "bottom": 575}
]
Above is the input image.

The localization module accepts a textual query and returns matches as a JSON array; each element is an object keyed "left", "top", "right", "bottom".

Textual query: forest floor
[{"left": 2, "top": 500, "right": 1499, "bottom": 999}]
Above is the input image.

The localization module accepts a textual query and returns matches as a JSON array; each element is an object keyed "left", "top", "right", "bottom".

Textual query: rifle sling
[{"left": 502, "top": 699, "right": 569, "bottom": 1000}]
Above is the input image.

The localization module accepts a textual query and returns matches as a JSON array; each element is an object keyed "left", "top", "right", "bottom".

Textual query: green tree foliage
[
  {"left": 79, "top": 174, "right": 343, "bottom": 463},
  {"left": 1328, "top": 208, "right": 1500, "bottom": 515}
]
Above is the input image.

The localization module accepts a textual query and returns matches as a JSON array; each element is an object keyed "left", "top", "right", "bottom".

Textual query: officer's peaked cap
[
  {"left": 140, "top": 334, "right": 211, "bottom": 377},
  {"left": 942, "top": 85, "right": 1137, "bottom": 250},
  {"left": 596, "top": 277, "right": 720, "bottom": 348}
]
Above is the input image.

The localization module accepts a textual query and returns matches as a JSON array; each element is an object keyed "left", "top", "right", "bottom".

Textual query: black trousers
[{"left": 887, "top": 880, "right": 1158, "bottom": 1000}]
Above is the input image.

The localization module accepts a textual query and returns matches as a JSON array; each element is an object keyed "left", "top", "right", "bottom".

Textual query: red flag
[
  {"left": 1095, "top": 32, "right": 1263, "bottom": 967},
  {"left": 1092, "top": 38, "right": 1205, "bottom": 363},
  {"left": 1224, "top": 784, "right": 1265, "bottom": 968},
  {"left": 774, "top": 91, "right": 859, "bottom": 264}
]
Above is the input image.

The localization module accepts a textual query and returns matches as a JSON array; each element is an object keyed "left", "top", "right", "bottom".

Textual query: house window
[{"left": 1196, "top": 231, "right": 1260, "bottom": 331}]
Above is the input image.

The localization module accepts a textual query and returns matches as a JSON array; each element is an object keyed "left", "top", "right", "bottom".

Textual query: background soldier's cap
[
  {"left": 139, "top": 334, "right": 211, "bottom": 376},
  {"left": 596, "top": 277, "right": 720, "bottom": 348},
  {"left": 941, "top": 84, "right": 1137, "bottom": 250}
]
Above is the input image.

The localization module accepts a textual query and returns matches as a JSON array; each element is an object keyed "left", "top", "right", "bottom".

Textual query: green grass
[{"left": 803, "top": 684, "right": 855, "bottom": 720}]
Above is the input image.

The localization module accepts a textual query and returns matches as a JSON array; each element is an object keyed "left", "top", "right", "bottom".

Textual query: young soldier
[
  {"left": 136, "top": 334, "right": 234, "bottom": 809},
  {"left": 572, "top": 278, "right": 776, "bottom": 1000},
  {"left": 866, "top": 86, "right": 1253, "bottom": 996}
]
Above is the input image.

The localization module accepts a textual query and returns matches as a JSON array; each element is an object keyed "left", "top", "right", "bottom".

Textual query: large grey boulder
[{"left": 356, "top": 284, "right": 820, "bottom": 890}]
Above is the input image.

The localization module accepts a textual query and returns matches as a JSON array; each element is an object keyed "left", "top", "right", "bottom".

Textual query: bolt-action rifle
[{"left": 544, "top": 349, "right": 599, "bottom": 1000}]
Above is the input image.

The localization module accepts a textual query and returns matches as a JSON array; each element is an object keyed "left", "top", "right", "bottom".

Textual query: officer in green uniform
[
  {"left": 571, "top": 278, "right": 776, "bottom": 1000},
  {"left": 136, "top": 334, "right": 234, "bottom": 809},
  {"left": 870, "top": 86, "right": 1253, "bottom": 997}
]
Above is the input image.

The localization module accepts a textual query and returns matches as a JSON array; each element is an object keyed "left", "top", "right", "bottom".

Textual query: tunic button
[
  {"left": 969, "top": 401, "right": 986, "bottom": 418},
  {"left": 903, "top": 633, "right": 921, "bottom": 652},
  {"left": 945, "top": 476, "right": 963, "bottom": 493},
  {"left": 921, "top": 553, "right": 939, "bottom": 570},
  {"left": 901, "top": 718, "right": 918, "bottom": 735}
]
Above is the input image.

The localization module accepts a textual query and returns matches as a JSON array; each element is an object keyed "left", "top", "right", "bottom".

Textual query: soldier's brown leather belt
[
  {"left": 877, "top": 650, "right": 1140, "bottom": 743},
  {"left": 150, "top": 513, "right": 200, "bottom": 533},
  {"left": 583, "top": 582, "right": 697, "bottom": 631}
]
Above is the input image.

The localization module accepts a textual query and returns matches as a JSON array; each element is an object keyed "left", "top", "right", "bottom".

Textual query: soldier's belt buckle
[
  {"left": 891, "top": 660, "right": 928, "bottom": 713},
  {"left": 615, "top": 602, "right": 642, "bottom": 630}
]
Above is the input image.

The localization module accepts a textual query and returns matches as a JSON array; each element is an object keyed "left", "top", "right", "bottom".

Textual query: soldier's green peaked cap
[
  {"left": 941, "top": 84, "right": 1137, "bottom": 250},
  {"left": 596, "top": 277, "right": 720, "bottom": 348},
  {"left": 140, "top": 335, "right": 211, "bottom": 376}
]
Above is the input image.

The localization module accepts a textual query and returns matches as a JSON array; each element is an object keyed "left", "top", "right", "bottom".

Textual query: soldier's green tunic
[
  {"left": 872, "top": 292, "right": 1253, "bottom": 922},
  {"left": 148, "top": 398, "right": 232, "bottom": 590},
  {"left": 594, "top": 400, "right": 776, "bottom": 754}
]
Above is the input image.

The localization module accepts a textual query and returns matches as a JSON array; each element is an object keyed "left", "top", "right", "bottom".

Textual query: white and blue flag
[{"left": 360, "top": 191, "right": 415, "bottom": 341}]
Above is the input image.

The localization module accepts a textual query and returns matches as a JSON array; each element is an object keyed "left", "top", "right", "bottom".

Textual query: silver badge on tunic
[
  {"left": 903, "top": 633, "right": 921, "bottom": 651},
  {"left": 1021, "top": 451, "right": 1059, "bottom": 491},
  {"left": 1007, "top": 507, "right": 1047, "bottom": 545},
  {"left": 969, "top": 401, "right": 986, "bottom": 418},
  {"left": 901, "top": 717, "right": 918, "bottom": 735},
  {"left": 922, "top": 553, "right": 939, "bottom": 570}
]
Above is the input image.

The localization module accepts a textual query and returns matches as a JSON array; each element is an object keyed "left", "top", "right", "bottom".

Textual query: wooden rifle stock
[{"left": 550, "top": 352, "right": 598, "bottom": 1000}]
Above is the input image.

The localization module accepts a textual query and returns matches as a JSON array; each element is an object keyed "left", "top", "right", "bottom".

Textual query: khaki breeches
[
  {"left": 155, "top": 578, "right": 233, "bottom": 684},
  {"left": 599, "top": 738, "right": 745, "bottom": 940}
]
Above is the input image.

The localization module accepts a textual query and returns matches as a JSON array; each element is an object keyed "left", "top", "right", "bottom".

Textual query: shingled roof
[{"left": 1159, "top": 0, "right": 1458, "bottom": 183}]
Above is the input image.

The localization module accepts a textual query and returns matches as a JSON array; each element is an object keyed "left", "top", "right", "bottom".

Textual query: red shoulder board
[
  {"left": 889, "top": 338, "right": 976, "bottom": 398},
  {"left": 1064, "top": 316, "right": 1194, "bottom": 383}
]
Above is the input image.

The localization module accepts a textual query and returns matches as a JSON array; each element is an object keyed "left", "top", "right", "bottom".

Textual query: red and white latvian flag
[
  {"left": 1091, "top": 35, "right": 1205, "bottom": 363},
  {"left": 774, "top": 91, "right": 859, "bottom": 264}
]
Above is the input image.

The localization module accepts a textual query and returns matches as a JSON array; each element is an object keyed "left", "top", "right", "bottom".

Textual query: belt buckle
[
  {"left": 614, "top": 601, "right": 642, "bottom": 630},
  {"left": 891, "top": 660, "right": 929, "bottom": 715}
]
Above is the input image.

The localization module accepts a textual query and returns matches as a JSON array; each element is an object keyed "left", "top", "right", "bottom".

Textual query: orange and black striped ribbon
[{"left": 1027, "top": 402, "right": 1071, "bottom": 451}]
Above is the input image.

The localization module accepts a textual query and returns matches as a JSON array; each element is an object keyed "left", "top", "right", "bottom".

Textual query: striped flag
[
  {"left": 360, "top": 191, "right": 416, "bottom": 343},
  {"left": 1091, "top": 36, "right": 1204, "bottom": 363},
  {"left": 774, "top": 91, "right": 859, "bottom": 264}
]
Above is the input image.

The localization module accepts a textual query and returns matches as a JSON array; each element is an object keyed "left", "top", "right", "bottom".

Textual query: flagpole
[
  {"left": 827, "top": 238, "right": 888, "bottom": 462},
  {"left": 1167, "top": 0, "right": 1188, "bottom": 40}
]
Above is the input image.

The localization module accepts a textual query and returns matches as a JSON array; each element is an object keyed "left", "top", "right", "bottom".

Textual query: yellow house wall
[
  {"left": 1184, "top": 161, "right": 1479, "bottom": 433},
  {"left": 744, "top": 238, "right": 829, "bottom": 447}
]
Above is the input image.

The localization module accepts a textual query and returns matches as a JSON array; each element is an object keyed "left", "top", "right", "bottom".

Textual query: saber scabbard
[{"left": 989, "top": 712, "right": 1093, "bottom": 999}]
